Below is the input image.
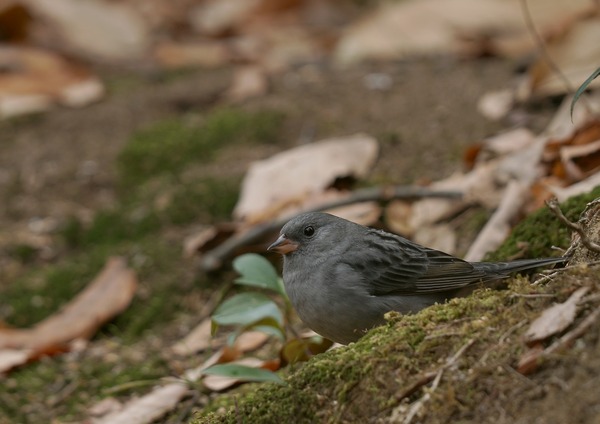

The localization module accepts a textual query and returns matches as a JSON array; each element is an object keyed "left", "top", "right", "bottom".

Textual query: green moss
[
  {"left": 117, "top": 108, "right": 283, "bottom": 189},
  {"left": 487, "top": 185, "right": 600, "bottom": 261},
  {"left": 163, "top": 177, "right": 240, "bottom": 225},
  {"left": 7, "top": 244, "right": 38, "bottom": 264}
]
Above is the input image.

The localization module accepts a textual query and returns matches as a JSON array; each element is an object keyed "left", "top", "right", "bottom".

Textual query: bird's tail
[{"left": 474, "top": 257, "right": 566, "bottom": 277}]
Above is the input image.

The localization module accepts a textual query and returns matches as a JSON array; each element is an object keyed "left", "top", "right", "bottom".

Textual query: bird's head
[{"left": 267, "top": 212, "right": 351, "bottom": 256}]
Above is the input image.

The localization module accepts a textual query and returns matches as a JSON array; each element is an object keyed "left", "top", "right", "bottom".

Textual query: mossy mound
[{"left": 198, "top": 191, "right": 600, "bottom": 424}]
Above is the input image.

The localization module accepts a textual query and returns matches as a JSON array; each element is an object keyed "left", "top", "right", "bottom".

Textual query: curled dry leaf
[
  {"left": 0, "top": 256, "right": 137, "bottom": 373},
  {"left": 523, "top": 287, "right": 589, "bottom": 347},
  {"left": 233, "top": 134, "right": 379, "bottom": 224}
]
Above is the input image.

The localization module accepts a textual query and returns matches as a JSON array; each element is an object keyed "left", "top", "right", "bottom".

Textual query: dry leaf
[
  {"left": 91, "top": 383, "right": 189, "bottom": 424},
  {"left": 0, "top": 257, "right": 137, "bottom": 372},
  {"left": 524, "top": 13, "right": 600, "bottom": 98},
  {"left": 189, "top": 0, "right": 263, "bottom": 36},
  {"left": 233, "top": 134, "right": 379, "bottom": 223},
  {"left": 25, "top": 0, "right": 150, "bottom": 61},
  {"left": 233, "top": 330, "right": 269, "bottom": 353},
  {"left": 0, "top": 46, "right": 104, "bottom": 118},
  {"left": 517, "top": 342, "right": 544, "bottom": 375},
  {"left": 483, "top": 128, "right": 536, "bottom": 156},
  {"left": 170, "top": 318, "right": 214, "bottom": 356},
  {"left": 153, "top": 41, "right": 231, "bottom": 69},
  {"left": 88, "top": 397, "right": 123, "bottom": 418},
  {"left": 183, "top": 223, "right": 237, "bottom": 258},
  {"left": 413, "top": 223, "right": 457, "bottom": 256},
  {"left": 225, "top": 65, "right": 268, "bottom": 102},
  {"left": 335, "top": 0, "right": 592, "bottom": 64},
  {"left": 334, "top": 0, "right": 521, "bottom": 63},
  {"left": 477, "top": 89, "right": 515, "bottom": 121},
  {"left": 385, "top": 200, "right": 414, "bottom": 236},
  {"left": 0, "top": 349, "right": 31, "bottom": 372},
  {"left": 523, "top": 287, "right": 589, "bottom": 347},
  {"left": 465, "top": 180, "right": 528, "bottom": 261},
  {"left": 550, "top": 171, "right": 600, "bottom": 202},
  {"left": 325, "top": 202, "right": 381, "bottom": 227}
]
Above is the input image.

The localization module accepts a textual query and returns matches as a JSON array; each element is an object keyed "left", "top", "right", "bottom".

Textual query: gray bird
[{"left": 267, "top": 212, "right": 564, "bottom": 344}]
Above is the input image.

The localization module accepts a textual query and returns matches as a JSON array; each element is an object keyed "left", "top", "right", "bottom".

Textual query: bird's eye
[{"left": 303, "top": 226, "right": 315, "bottom": 237}]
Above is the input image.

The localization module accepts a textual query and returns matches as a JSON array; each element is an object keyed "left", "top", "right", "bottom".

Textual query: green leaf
[
  {"left": 571, "top": 67, "right": 600, "bottom": 121},
  {"left": 212, "top": 292, "right": 283, "bottom": 328},
  {"left": 202, "top": 364, "right": 285, "bottom": 385},
  {"left": 251, "top": 323, "right": 286, "bottom": 340},
  {"left": 233, "top": 254, "right": 286, "bottom": 296}
]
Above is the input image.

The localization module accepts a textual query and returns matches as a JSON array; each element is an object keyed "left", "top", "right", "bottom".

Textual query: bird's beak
[{"left": 267, "top": 234, "right": 298, "bottom": 255}]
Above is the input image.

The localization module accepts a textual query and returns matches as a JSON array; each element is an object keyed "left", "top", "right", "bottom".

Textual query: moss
[
  {"left": 163, "top": 177, "right": 240, "bottom": 225},
  {"left": 117, "top": 108, "right": 283, "bottom": 189},
  {"left": 7, "top": 243, "right": 38, "bottom": 264}
]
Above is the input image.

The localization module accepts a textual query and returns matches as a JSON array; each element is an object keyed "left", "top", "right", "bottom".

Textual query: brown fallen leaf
[
  {"left": 524, "top": 11, "right": 600, "bottom": 98},
  {"left": 153, "top": 41, "right": 231, "bottom": 69},
  {"left": 233, "top": 330, "right": 270, "bottom": 353},
  {"left": 25, "top": 0, "right": 150, "bottom": 62},
  {"left": 465, "top": 180, "right": 529, "bottom": 261},
  {"left": 170, "top": 317, "right": 214, "bottom": 357},
  {"left": 92, "top": 383, "right": 189, "bottom": 424},
  {"left": 0, "top": 256, "right": 137, "bottom": 372},
  {"left": 523, "top": 287, "right": 589, "bottom": 347},
  {"left": 233, "top": 134, "right": 379, "bottom": 224},
  {"left": 517, "top": 342, "right": 544, "bottom": 375},
  {"left": 225, "top": 65, "right": 268, "bottom": 102},
  {"left": 0, "top": 46, "right": 104, "bottom": 119}
]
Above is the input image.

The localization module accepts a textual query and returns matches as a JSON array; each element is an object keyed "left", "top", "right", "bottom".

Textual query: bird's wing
[{"left": 345, "top": 230, "right": 490, "bottom": 296}]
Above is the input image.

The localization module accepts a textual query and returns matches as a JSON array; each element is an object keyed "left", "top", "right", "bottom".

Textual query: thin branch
[
  {"left": 199, "top": 186, "right": 463, "bottom": 271},
  {"left": 546, "top": 198, "right": 600, "bottom": 253}
]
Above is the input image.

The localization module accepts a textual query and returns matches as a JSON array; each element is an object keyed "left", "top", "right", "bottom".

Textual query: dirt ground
[{"left": 0, "top": 56, "right": 576, "bottom": 423}]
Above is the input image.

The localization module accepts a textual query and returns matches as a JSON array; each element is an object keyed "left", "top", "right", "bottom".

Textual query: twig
[
  {"left": 401, "top": 339, "right": 475, "bottom": 424},
  {"left": 509, "top": 293, "right": 557, "bottom": 299},
  {"left": 199, "top": 186, "right": 463, "bottom": 271},
  {"left": 533, "top": 261, "right": 600, "bottom": 285},
  {"left": 546, "top": 198, "right": 600, "bottom": 253}
]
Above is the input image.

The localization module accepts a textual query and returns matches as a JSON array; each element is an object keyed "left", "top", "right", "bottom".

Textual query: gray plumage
[{"left": 268, "top": 212, "right": 565, "bottom": 344}]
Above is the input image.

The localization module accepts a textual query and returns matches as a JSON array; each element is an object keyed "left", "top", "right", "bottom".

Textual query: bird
[{"left": 267, "top": 212, "right": 565, "bottom": 344}]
